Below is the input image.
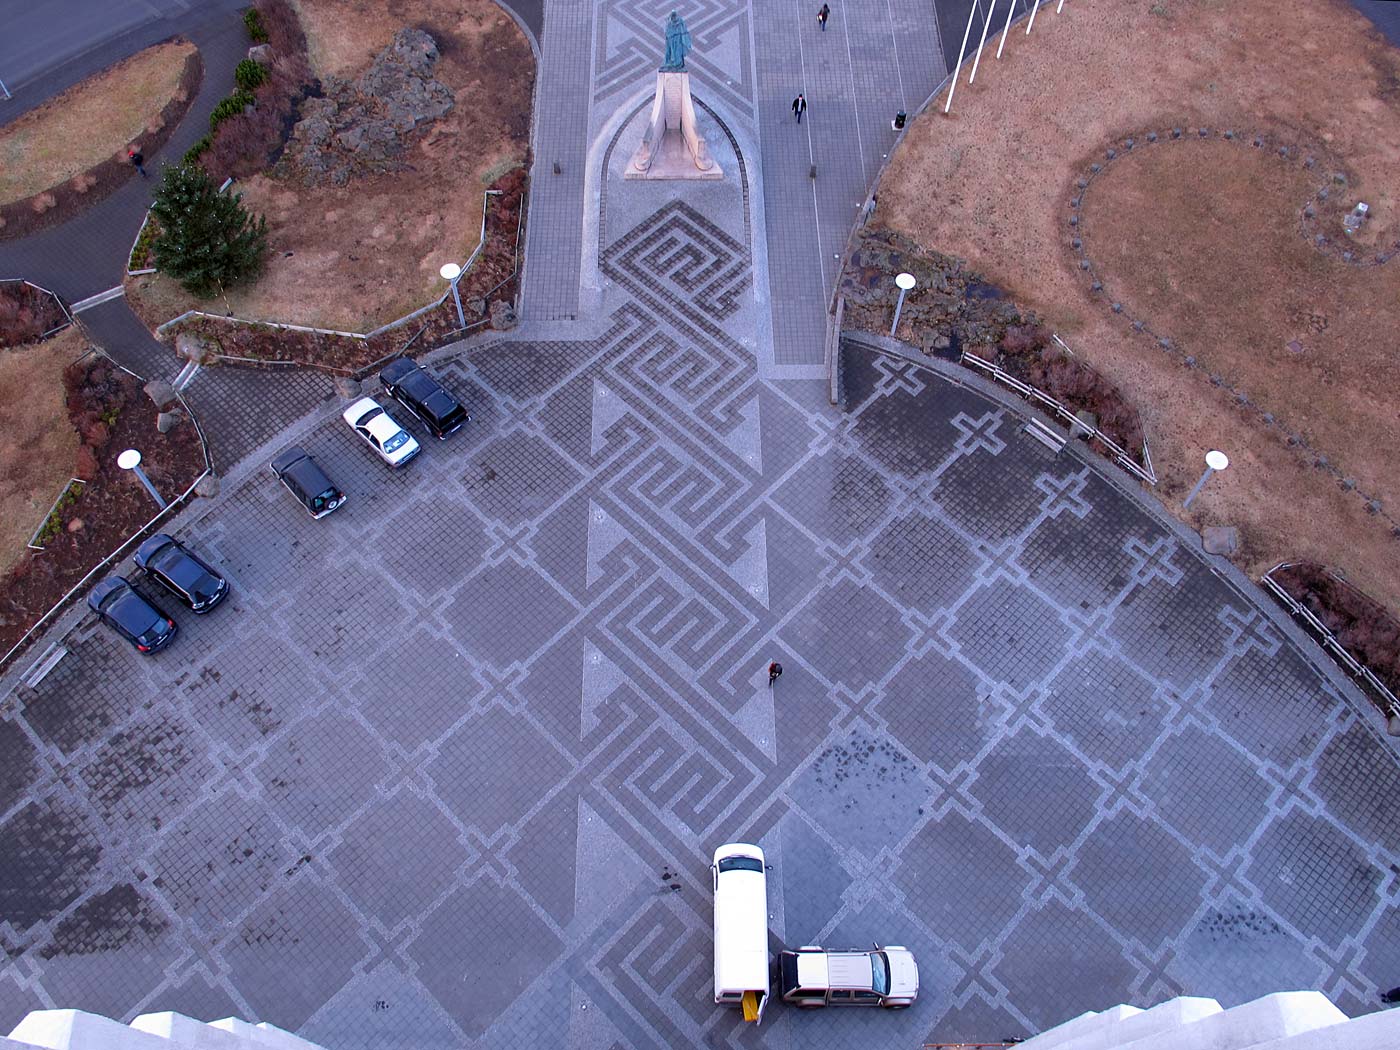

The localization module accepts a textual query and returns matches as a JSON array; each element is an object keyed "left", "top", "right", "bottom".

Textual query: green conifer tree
[{"left": 150, "top": 164, "right": 269, "bottom": 298}]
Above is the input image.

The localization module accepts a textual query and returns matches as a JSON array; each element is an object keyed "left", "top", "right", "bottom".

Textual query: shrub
[
  {"left": 209, "top": 91, "right": 255, "bottom": 133},
  {"left": 183, "top": 135, "right": 212, "bottom": 166},
  {"left": 235, "top": 58, "right": 269, "bottom": 92},
  {"left": 244, "top": 8, "right": 269, "bottom": 42}
]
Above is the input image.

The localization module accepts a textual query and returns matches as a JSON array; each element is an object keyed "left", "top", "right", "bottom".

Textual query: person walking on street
[
  {"left": 817, "top": 4, "right": 830, "bottom": 31},
  {"left": 127, "top": 147, "right": 146, "bottom": 177},
  {"left": 792, "top": 94, "right": 806, "bottom": 124},
  {"left": 768, "top": 661, "right": 783, "bottom": 687}
]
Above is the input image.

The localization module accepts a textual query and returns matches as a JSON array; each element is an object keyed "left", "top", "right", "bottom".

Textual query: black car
[
  {"left": 270, "top": 446, "right": 346, "bottom": 519},
  {"left": 133, "top": 534, "right": 229, "bottom": 612},
  {"left": 88, "top": 577, "right": 177, "bottom": 654},
  {"left": 379, "top": 357, "right": 469, "bottom": 439}
]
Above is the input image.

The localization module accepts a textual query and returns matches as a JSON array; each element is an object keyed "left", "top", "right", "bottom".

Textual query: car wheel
[
  {"left": 798, "top": 1002, "right": 823, "bottom": 1010},
  {"left": 884, "top": 1002, "right": 911, "bottom": 1010},
  {"left": 325, "top": 497, "right": 342, "bottom": 511}
]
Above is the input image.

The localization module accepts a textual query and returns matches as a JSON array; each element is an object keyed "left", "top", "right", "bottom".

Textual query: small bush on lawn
[
  {"left": 150, "top": 164, "right": 268, "bottom": 297},
  {"left": 244, "top": 8, "right": 269, "bottom": 42},
  {"left": 209, "top": 91, "right": 255, "bottom": 133},
  {"left": 235, "top": 58, "right": 269, "bottom": 92},
  {"left": 183, "top": 135, "right": 212, "bottom": 166}
]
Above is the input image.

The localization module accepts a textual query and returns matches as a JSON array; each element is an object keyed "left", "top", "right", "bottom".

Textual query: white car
[
  {"left": 342, "top": 396, "right": 421, "bottom": 468},
  {"left": 778, "top": 945, "right": 919, "bottom": 1008}
]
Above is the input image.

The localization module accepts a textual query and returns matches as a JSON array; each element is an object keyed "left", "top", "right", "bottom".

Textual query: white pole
[
  {"left": 1026, "top": 0, "right": 1042, "bottom": 34},
  {"left": 1057, "top": 0, "right": 1066, "bottom": 12},
  {"left": 996, "top": 0, "right": 1019, "bottom": 59},
  {"left": 968, "top": 0, "right": 998, "bottom": 84},
  {"left": 944, "top": 0, "right": 981, "bottom": 114}
]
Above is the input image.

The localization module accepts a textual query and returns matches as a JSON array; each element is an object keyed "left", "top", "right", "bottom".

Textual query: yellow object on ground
[{"left": 741, "top": 991, "right": 759, "bottom": 1022}]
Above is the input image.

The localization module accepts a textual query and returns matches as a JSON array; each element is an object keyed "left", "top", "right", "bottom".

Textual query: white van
[{"left": 711, "top": 842, "right": 770, "bottom": 1023}]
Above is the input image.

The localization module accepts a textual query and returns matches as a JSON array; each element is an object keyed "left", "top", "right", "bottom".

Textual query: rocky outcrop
[{"left": 277, "top": 28, "right": 454, "bottom": 187}]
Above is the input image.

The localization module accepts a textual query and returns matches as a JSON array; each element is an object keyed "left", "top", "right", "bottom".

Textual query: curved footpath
[{"left": 1, "top": 2, "right": 1399, "bottom": 1049}]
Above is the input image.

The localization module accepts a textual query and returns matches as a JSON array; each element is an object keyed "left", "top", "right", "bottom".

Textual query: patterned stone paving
[{"left": 4, "top": 167, "right": 1400, "bottom": 1049}]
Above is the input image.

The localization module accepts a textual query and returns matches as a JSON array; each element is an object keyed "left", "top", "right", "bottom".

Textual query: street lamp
[
  {"left": 890, "top": 271, "right": 916, "bottom": 336},
  {"left": 117, "top": 448, "right": 167, "bottom": 509},
  {"left": 440, "top": 262, "right": 465, "bottom": 329},
  {"left": 1184, "top": 449, "right": 1229, "bottom": 509}
]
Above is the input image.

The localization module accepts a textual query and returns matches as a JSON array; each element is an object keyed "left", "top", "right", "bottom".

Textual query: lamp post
[
  {"left": 440, "top": 261, "right": 465, "bottom": 329},
  {"left": 117, "top": 448, "right": 167, "bottom": 509},
  {"left": 1184, "top": 449, "right": 1229, "bottom": 509},
  {"left": 890, "top": 272, "right": 916, "bottom": 336}
]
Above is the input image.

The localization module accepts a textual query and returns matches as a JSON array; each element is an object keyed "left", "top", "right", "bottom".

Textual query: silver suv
[{"left": 778, "top": 945, "right": 919, "bottom": 1009}]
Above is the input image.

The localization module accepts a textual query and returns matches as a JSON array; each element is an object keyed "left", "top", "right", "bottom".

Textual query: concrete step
[
  {"left": 1033, "top": 996, "right": 1223, "bottom": 1050},
  {"left": 1104, "top": 991, "right": 1347, "bottom": 1050},
  {"left": 206, "top": 1019, "right": 320, "bottom": 1050},
  {"left": 131, "top": 1013, "right": 246, "bottom": 1050},
  {"left": 1245, "top": 1005, "right": 1400, "bottom": 1050},
  {"left": 1017, "top": 1006, "right": 1143, "bottom": 1049}
]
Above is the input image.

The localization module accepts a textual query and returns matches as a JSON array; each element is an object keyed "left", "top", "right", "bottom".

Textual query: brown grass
[
  {"left": 129, "top": 0, "right": 533, "bottom": 332},
  {"left": 0, "top": 327, "right": 85, "bottom": 573},
  {"left": 879, "top": 0, "right": 1400, "bottom": 610},
  {"left": 0, "top": 40, "right": 197, "bottom": 205}
]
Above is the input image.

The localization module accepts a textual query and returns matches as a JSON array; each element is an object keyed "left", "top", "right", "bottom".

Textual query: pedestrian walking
[
  {"left": 127, "top": 147, "right": 147, "bottom": 177},
  {"left": 791, "top": 94, "right": 806, "bottom": 124},
  {"left": 768, "top": 661, "right": 783, "bottom": 687},
  {"left": 817, "top": 4, "right": 830, "bottom": 31}
]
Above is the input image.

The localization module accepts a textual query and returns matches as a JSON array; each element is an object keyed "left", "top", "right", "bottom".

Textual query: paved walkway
[{"left": 520, "top": 0, "right": 944, "bottom": 373}]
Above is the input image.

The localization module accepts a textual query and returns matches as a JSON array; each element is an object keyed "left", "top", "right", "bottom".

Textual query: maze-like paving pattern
[{"left": 2, "top": 201, "right": 1399, "bottom": 1050}]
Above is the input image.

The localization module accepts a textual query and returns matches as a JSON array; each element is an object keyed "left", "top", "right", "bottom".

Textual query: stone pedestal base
[{"left": 626, "top": 71, "right": 723, "bottom": 180}]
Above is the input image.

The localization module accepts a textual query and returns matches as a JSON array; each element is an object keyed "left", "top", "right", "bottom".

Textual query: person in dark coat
[
  {"left": 818, "top": 4, "right": 830, "bottom": 30},
  {"left": 127, "top": 147, "right": 146, "bottom": 177},
  {"left": 791, "top": 94, "right": 806, "bottom": 123}
]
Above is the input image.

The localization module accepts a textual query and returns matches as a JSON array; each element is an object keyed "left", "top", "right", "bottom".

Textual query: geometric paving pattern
[{"left": 4, "top": 196, "right": 1400, "bottom": 1050}]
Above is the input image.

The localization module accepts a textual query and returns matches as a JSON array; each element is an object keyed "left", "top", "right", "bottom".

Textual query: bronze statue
[{"left": 661, "top": 11, "right": 692, "bottom": 72}]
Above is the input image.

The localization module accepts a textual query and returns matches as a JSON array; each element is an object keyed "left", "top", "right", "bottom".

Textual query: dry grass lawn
[
  {"left": 130, "top": 0, "right": 533, "bottom": 332},
  {"left": 0, "top": 327, "right": 85, "bottom": 573},
  {"left": 0, "top": 40, "right": 196, "bottom": 205},
  {"left": 879, "top": 0, "right": 1400, "bottom": 610}
]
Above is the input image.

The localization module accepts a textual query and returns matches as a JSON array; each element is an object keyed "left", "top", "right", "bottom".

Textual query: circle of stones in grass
[{"left": 1064, "top": 124, "right": 1400, "bottom": 533}]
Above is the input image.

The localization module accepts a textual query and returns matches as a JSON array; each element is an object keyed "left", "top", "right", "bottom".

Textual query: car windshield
[
  {"left": 872, "top": 952, "right": 890, "bottom": 996},
  {"left": 355, "top": 407, "right": 383, "bottom": 427},
  {"left": 383, "top": 431, "right": 410, "bottom": 453},
  {"left": 311, "top": 490, "right": 335, "bottom": 511},
  {"left": 717, "top": 856, "right": 763, "bottom": 874}
]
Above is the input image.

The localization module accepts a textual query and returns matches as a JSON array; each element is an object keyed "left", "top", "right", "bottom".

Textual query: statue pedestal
[{"left": 625, "top": 71, "right": 723, "bottom": 180}]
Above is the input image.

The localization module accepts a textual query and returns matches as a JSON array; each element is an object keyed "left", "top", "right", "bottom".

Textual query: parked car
[
  {"left": 778, "top": 945, "right": 919, "bottom": 1009},
  {"left": 88, "top": 577, "right": 177, "bottom": 654},
  {"left": 712, "top": 842, "right": 771, "bottom": 1024},
  {"left": 342, "top": 396, "right": 421, "bottom": 467},
  {"left": 378, "top": 356, "right": 469, "bottom": 439},
  {"left": 270, "top": 446, "right": 346, "bottom": 519},
  {"left": 133, "top": 534, "right": 229, "bottom": 613}
]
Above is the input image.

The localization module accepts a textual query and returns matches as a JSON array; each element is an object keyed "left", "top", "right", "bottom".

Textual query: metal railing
[
  {"left": 960, "top": 343, "right": 1156, "bottom": 485},
  {"left": 1261, "top": 562, "right": 1400, "bottom": 720},
  {"left": 1, "top": 277, "right": 75, "bottom": 340}
]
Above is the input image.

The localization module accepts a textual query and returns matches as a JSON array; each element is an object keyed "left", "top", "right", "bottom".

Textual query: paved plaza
[
  {"left": 4, "top": 1, "right": 1400, "bottom": 1048},
  {"left": 5, "top": 161, "right": 1400, "bottom": 1045}
]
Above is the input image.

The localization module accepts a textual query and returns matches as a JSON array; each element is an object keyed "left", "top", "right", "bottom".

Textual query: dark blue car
[
  {"left": 87, "top": 577, "right": 177, "bottom": 653},
  {"left": 133, "top": 534, "right": 229, "bottom": 613}
]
